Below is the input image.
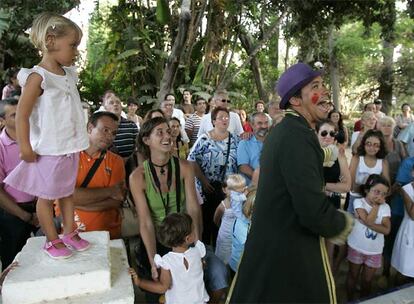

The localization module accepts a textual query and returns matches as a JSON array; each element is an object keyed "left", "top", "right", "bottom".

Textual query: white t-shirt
[
  {"left": 350, "top": 131, "right": 360, "bottom": 148},
  {"left": 197, "top": 112, "right": 243, "bottom": 137},
  {"left": 17, "top": 66, "right": 89, "bottom": 155},
  {"left": 154, "top": 241, "right": 209, "bottom": 304},
  {"left": 347, "top": 198, "right": 391, "bottom": 255}
]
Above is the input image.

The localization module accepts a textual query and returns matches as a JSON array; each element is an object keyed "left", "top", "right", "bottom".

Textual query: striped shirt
[
  {"left": 185, "top": 113, "right": 203, "bottom": 145},
  {"left": 113, "top": 118, "right": 138, "bottom": 158}
]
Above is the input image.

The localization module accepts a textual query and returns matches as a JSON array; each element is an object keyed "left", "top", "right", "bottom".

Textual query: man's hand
[
  {"left": 110, "top": 181, "right": 126, "bottom": 201},
  {"left": 240, "top": 132, "right": 252, "bottom": 140}
]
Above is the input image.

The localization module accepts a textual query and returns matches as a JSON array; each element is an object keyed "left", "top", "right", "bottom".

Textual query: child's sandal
[
  {"left": 43, "top": 238, "right": 72, "bottom": 259},
  {"left": 61, "top": 230, "right": 90, "bottom": 252}
]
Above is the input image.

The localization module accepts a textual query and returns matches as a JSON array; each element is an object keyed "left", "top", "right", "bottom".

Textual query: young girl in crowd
[
  {"left": 129, "top": 213, "right": 209, "bottom": 304},
  {"left": 1, "top": 68, "right": 20, "bottom": 100},
  {"left": 346, "top": 174, "right": 391, "bottom": 300},
  {"left": 213, "top": 174, "right": 246, "bottom": 264},
  {"left": 229, "top": 187, "right": 256, "bottom": 275},
  {"left": 391, "top": 165, "right": 414, "bottom": 286},
  {"left": 348, "top": 129, "right": 390, "bottom": 214},
  {"left": 4, "top": 13, "right": 90, "bottom": 259}
]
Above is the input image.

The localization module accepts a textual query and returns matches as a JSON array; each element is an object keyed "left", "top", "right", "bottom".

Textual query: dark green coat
[{"left": 229, "top": 112, "right": 346, "bottom": 303}]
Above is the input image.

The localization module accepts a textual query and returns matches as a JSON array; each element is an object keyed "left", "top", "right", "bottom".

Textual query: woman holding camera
[{"left": 188, "top": 106, "right": 240, "bottom": 246}]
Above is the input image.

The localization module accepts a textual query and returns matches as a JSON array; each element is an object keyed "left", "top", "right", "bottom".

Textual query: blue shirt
[
  {"left": 229, "top": 217, "right": 250, "bottom": 272},
  {"left": 237, "top": 135, "right": 263, "bottom": 184},
  {"left": 392, "top": 157, "right": 414, "bottom": 216},
  {"left": 398, "top": 124, "right": 414, "bottom": 157}
]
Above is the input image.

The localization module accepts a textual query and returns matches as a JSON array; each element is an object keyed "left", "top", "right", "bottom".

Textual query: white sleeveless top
[
  {"left": 355, "top": 156, "right": 383, "bottom": 186},
  {"left": 17, "top": 66, "right": 89, "bottom": 155}
]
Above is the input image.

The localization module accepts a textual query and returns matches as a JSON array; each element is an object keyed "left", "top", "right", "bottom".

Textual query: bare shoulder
[
  {"left": 178, "top": 159, "right": 193, "bottom": 175},
  {"left": 129, "top": 165, "right": 146, "bottom": 189}
]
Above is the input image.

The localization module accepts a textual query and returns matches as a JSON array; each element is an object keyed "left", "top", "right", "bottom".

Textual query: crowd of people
[{"left": 0, "top": 12, "right": 413, "bottom": 304}]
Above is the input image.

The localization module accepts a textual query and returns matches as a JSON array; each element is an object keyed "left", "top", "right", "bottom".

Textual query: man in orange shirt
[{"left": 72, "top": 111, "right": 126, "bottom": 239}]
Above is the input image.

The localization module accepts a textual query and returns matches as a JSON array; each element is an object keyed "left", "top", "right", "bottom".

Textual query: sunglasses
[
  {"left": 320, "top": 130, "right": 336, "bottom": 138},
  {"left": 221, "top": 99, "right": 231, "bottom": 103}
]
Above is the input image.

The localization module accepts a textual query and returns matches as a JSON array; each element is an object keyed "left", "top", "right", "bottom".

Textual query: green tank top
[{"left": 143, "top": 158, "right": 186, "bottom": 227}]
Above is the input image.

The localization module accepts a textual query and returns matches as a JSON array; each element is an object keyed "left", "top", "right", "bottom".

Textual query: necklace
[{"left": 150, "top": 159, "right": 170, "bottom": 175}]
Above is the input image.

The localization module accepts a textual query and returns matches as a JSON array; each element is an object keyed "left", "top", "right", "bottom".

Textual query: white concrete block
[
  {"left": 2, "top": 231, "right": 111, "bottom": 304},
  {"left": 44, "top": 239, "right": 134, "bottom": 304}
]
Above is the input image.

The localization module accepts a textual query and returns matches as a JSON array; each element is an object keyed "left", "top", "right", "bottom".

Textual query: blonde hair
[
  {"left": 378, "top": 116, "right": 396, "bottom": 128},
  {"left": 361, "top": 111, "right": 375, "bottom": 121},
  {"left": 30, "top": 12, "right": 82, "bottom": 52},
  {"left": 225, "top": 174, "right": 246, "bottom": 191},
  {"left": 243, "top": 187, "right": 256, "bottom": 219}
]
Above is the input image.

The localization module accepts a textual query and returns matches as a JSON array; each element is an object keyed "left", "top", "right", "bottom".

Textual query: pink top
[
  {"left": 1, "top": 84, "right": 16, "bottom": 99},
  {"left": 0, "top": 129, "right": 36, "bottom": 203}
]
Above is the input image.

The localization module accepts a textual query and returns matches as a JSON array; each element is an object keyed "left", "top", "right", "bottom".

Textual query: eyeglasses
[
  {"left": 365, "top": 142, "right": 380, "bottom": 148},
  {"left": 320, "top": 130, "right": 336, "bottom": 138},
  {"left": 215, "top": 116, "right": 229, "bottom": 121},
  {"left": 370, "top": 189, "right": 388, "bottom": 197},
  {"left": 221, "top": 99, "right": 231, "bottom": 103}
]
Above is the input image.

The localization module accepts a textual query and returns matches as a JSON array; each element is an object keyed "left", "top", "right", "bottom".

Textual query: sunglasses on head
[{"left": 320, "top": 130, "right": 336, "bottom": 138}]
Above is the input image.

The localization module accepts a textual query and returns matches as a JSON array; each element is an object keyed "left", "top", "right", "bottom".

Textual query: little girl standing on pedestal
[{"left": 4, "top": 12, "right": 90, "bottom": 259}]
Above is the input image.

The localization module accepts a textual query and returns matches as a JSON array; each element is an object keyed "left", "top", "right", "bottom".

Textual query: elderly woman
[
  {"left": 378, "top": 116, "right": 407, "bottom": 184},
  {"left": 130, "top": 117, "right": 227, "bottom": 303},
  {"left": 188, "top": 106, "right": 240, "bottom": 246},
  {"left": 351, "top": 110, "right": 377, "bottom": 154},
  {"left": 378, "top": 116, "right": 407, "bottom": 285}
]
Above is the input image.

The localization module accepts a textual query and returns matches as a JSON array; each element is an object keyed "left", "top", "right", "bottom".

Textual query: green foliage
[
  {"left": 156, "top": 0, "right": 170, "bottom": 25},
  {"left": 79, "top": 1, "right": 168, "bottom": 108},
  {"left": 0, "top": 0, "right": 79, "bottom": 84}
]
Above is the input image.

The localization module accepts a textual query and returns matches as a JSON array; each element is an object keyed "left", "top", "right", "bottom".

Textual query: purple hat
[{"left": 277, "top": 63, "right": 323, "bottom": 109}]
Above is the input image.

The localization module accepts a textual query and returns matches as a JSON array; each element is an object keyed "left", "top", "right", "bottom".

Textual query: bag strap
[
  {"left": 220, "top": 134, "right": 232, "bottom": 182},
  {"left": 80, "top": 150, "right": 107, "bottom": 188},
  {"left": 173, "top": 156, "right": 181, "bottom": 213}
]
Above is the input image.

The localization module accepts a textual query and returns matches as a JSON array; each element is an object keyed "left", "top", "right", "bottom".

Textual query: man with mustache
[
  {"left": 66, "top": 111, "right": 126, "bottom": 239},
  {"left": 228, "top": 63, "right": 353, "bottom": 303},
  {"left": 237, "top": 112, "right": 269, "bottom": 185}
]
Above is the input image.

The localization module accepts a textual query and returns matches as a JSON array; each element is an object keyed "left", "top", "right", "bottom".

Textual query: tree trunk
[
  {"left": 182, "top": 0, "right": 208, "bottom": 76},
  {"left": 202, "top": 0, "right": 226, "bottom": 84},
  {"left": 377, "top": 0, "right": 396, "bottom": 114},
  {"left": 328, "top": 24, "right": 340, "bottom": 110},
  {"left": 158, "top": 0, "right": 192, "bottom": 105},
  {"left": 378, "top": 39, "right": 394, "bottom": 114},
  {"left": 239, "top": 31, "right": 268, "bottom": 103},
  {"left": 218, "top": 18, "right": 280, "bottom": 90},
  {"left": 284, "top": 37, "right": 290, "bottom": 71}
]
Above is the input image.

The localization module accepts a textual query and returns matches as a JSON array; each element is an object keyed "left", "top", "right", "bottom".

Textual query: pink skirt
[{"left": 4, "top": 153, "right": 79, "bottom": 200}]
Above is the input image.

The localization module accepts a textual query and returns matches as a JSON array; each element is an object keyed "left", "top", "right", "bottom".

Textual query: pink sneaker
[
  {"left": 44, "top": 239, "right": 72, "bottom": 259},
  {"left": 61, "top": 230, "right": 90, "bottom": 251}
]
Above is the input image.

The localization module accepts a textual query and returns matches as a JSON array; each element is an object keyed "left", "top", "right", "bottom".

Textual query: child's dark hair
[
  {"left": 157, "top": 213, "right": 193, "bottom": 248},
  {"left": 360, "top": 174, "right": 390, "bottom": 195},
  {"left": 356, "top": 129, "right": 387, "bottom": 159}
]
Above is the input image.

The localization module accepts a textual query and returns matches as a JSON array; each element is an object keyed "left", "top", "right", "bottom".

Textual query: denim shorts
[{"left": 203, "top": 245, "right": 229, "bottom": 291}]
